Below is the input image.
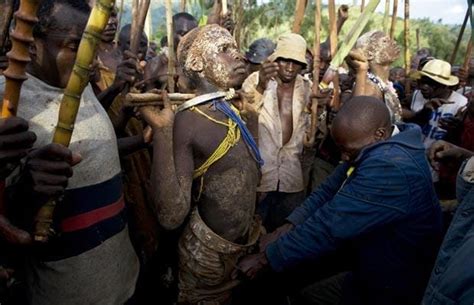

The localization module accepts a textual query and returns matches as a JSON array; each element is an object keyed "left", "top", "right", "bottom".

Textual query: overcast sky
[{"left": 257, "top": 0, "right": 469, "bottom": 25}]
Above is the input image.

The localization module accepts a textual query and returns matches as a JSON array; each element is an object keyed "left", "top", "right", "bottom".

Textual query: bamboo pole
[
  {"left": 361, "top": 0, "right": 365, "bottom": 12},
  {"left": 304, "top": 0, "right": 321, "bottom": 148},
  {"left": 383, "top": 0, "right": 390, "bottom": 34},
  {"left": 34, "top": 0, "right": 115, "bottom": 242},
  {"left": 0, "top": 0, "right": 14, "bottom": 53},
  {"left": 2, "top": 0, "right": 42, "bottom": 118},
  {"left": 180, "top": 0, "right": 186, "bottom": 12},
  {"left": 292, "top": 0, "right": 308, "bottom": 33},
  {"left": 328, "top": 0, "right": 340, "bottom": 110},
  {"left": 389, "top": 0, "right": 398, "bottom": 39},
  {"left": 165, "top": 0, "right": 175, "bottom": 93},
  {"left": 404, "top": 0, "right": 410, "bottom": 95},
  {"left": 450, "top": 7, "right": 470, "bottom": 65}
]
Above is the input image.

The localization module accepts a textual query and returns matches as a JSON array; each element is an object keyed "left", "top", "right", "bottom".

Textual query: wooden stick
[
  {"left": 404, "top": 0, "right": 410, "bottom": 95},
  {"left": 416, "top": 28, "right": 420, "bottom": 50},
  {"left": 126, "top": 92, "right": 196, "bottom": 104},
  {"left": 180, "top": 0, "right": 186, "bottom": 12},
  {"left": 115, "top": 0, "right": 124, "bottom": 41},
  {"left": 222, "top": 0, "right": 228, "bottom": 16},
  {"left": 304, "top": 0, "right": 321, "bottom": 148},
  {"left": 292, "top": 0, "right": 308, "bottom": 33},
  {"left": 0, "top": 0, "right": 14, "bottom": 53},
  {"left": 2, "top": 0, "right": 42, "bottom": 118},
  {"left": 130, "top": 0, "right": 150, "bottom": 55},
  {"left": 328, "top": 0, "right": 340, "bottom": 110},
  {"left": 34, "top": 0, "right": 115, "bottom": 242},
  {"left": 450, "top": 7, "right": 470, "bottom": 65},
  {"left": 390, "top": 0, "right": 398, "bottom": 39},
  {"left": 361, "top": 0, "right": 365, "bottom": 12},
  {"left": 165, "top": 0, "right": 175, "bottom": 93},
  {"left": 383, "top": 0, "right": 390, "bottom": 34}
]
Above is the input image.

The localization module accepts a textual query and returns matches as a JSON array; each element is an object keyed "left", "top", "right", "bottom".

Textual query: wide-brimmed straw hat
[
  {"left": 268, "top": 33, "right": 307, "bottom": 66},
  {"left": 413, "top": 59, "right": 459, "bottom": 86}
]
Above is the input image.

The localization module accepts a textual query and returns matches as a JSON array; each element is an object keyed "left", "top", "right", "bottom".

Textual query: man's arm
[
  {"left": 267, "top": 159, "right": 409, "bottom": 272},
  {"left": 140, "top": 100, "right": 193, "bottom": 230}
]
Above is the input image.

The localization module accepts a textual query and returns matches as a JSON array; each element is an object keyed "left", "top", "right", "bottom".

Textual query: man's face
[
  {"left": 319, "top": 46, "right": 331, "bottom": 79},
  {"left": 199, "top": 28, "right": 247, "bottom": 89},
  {"left": 174, "top": 18, "right": 198, "bottom": 48},
  {"left": 373, "top": 33, "right": 400, "bottom": 65},
  {"left": 33, "top": 6, "right": 88, "bottom": 88},
  {"left": 102, "top": 7, "right": 118, "bottom": 43},
  {"left": 276, "top": 58, "right": 304, "bottom": 83},
  {"left": 417, "top": 76, "right": 443, "bottom": 99},
  {"left": 119, "top": 32, "right": 148, "bottom": 61}
]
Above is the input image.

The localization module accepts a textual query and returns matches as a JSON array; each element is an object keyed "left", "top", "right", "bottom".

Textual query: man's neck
[
  {"left": 369, "top": 64, "right": 390, "bottom": 82},
  {"left": 195, "top": 79, "right": 224, "bottom": 95},
  {"left": 279, "top": 77, "right": 297, "bottom": 89}
]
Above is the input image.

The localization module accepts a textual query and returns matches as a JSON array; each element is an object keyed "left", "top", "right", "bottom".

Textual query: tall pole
[
  {"left": 416, "top": 28, "right": 420, "bottom": 50},
  {"left": 361, "top": 0, "right": 365, "bottom": 12},
  {"left": 292, "top": 0, "right": 308, "bottom": 33},
  {"left": 450, "top": 7, "right": 470, "bottom": 65},
  {"left": 328, "top": 0, "right": 340, "bottom": 110},
  {"left": 404, "top": 0, "right": 410, "bottom": 95},
  {"left": 390, "top": 0, "right": 398, "bottom": 39},
  {"left": 180, "top": 0, "right": 186, "bottom": 12},
  {"left": 166, "top": 0, "right": 175, "bottom": 93}
]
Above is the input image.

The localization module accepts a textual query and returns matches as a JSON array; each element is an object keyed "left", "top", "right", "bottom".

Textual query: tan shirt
[{"left": 242, "top": 72, "right": 312, "bottom": 193}]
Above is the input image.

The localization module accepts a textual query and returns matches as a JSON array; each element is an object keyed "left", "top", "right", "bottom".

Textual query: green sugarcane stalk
[{"left": 34, "top": 0, "right": 115, "bottom": 242}]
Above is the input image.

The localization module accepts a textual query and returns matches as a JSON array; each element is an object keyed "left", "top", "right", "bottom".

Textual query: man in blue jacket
[
  {"left": 238, "top": 96, "right": 443, "bottom": 305},
  {"left": 423, "top": 140, "right": 474, "bottom": 305}
]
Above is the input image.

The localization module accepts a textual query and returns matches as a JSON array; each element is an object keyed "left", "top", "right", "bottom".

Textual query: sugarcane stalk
[
  {"left": 390, "top": 0, "right": 398, "bottom": 39},
  {"left": 0, "top": 0, "right": 14, "bottom": 53},
  {"left": 34, "top": 0, "right": 115, "bottom": 242},
  {"left": 1, "top": 0, "right": 42, "bottom": 118},
  {"left": 404, "top": 0, "right": 410, "bottom": 95},
  {"left": 303, "top": 0, "right": 321, "bottom": 148},
  {"left": 450, "top": 7, "right": 470, "bottom": 65},
  {"left": 292, "top": 0, "right": 307, "bottom": 34},
  {"left": 328, "top": 0, "right": 340, "bottom": 110},
  {"left": 165, "top": 0, "right": 175, "bottom": 93},
  {"left": 320, "top": 0, "right": 381, "bottom": 88},
  {"left": 383, "top": 0, "right": 390, "bottom": 34},
  {"left": 180, "top": 0, "right": 186, "bottom": 12}
]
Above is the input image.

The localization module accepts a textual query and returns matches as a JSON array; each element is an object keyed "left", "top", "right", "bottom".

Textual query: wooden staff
[
  {"left": 34, "top": 0, "right": 115, "bottom": 242},
  {"left": 292, "top": 0, "right": 308, "bottom": 33},
  {"left": 180, "top": 0, "right": 186, "bottom": 12},
  {"left": 416, "top": 28, "right": 420, "bottom": 50},
  {"left": 450, "top": 7, "right": 470, "bottom": 65},
  {"left": 304, "top": 0, "right": 322, "bottom": 148},
  {"left": 390, "top": 0, "right": 398, "bottom": 39},
  {"left": 404, "top": 0, "right": 410, "bottom": 95},
  {"left": 2, "top": 0, "right": 42, "bottom": 118},
  {"left": 165, "top": 0, "right": 175, "bottom": 93},
  {"left": 222, "top": 0, "right": 228, "bottom": 16},
  {"left": 383, "top": 0, "right": 390, "bottom": 34},
  {"left": 130, "top": 0, "right": 150, "bottom": 55},
  {"left": 0, "top": 0, "right": 14, "bottom": 53},
  {"left": 361, "top": 0, "right": 365, "bottom": 12},
  {"left": 328, "top": 0, "right": 340, "bottom": 110}
]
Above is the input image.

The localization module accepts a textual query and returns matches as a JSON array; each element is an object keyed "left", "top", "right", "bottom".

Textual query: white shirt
[
  {"left": 242, "top": 72, "right": 312, "bottom": 193},
  {"left": 411, "top": 89, "right": 468, "bottom": 148}
]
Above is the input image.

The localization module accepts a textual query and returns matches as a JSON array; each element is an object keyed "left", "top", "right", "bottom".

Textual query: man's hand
[
  {"left": 139, "top": 91, "right": 175, "bottom": 130},
  {"left": 0, "top": 117, "right": 36, "bottom": 179},
  {"left": 25, "top": 144, "right": 82, "bottom": 196},
  {"left": 423, "top": 98, "right": 454, "bottom": 111},
  {"left": 428, "top": 140, "right": 474, "bottom": 170},
  {"left": 236, "top": 252, "right": 269, "bottom": 280},
  {"left": 257, "top": 60, "right": 279, "bottom": 93},
  {"left": 259, "top": 222, "right": 294, "bottom": 252},
  {"left": 346, "top": 49, "right": 369, "bottom": 72},
  {"left": 0, "top": 215, "right": 32, "bottom": 245},
  {"left": 113, "top": 51, "right": 144, "bottom": 90},
  {"left": 438, "top": 116, "right": 462, "bottom": 132}
]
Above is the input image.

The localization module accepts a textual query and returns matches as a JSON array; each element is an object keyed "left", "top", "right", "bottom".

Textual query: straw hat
[
  {"left": 413, "top": 59, "right": 459, "bottom": 86},
  {"left": 268, "top": 33, "right": 307, "bottom": 66}
]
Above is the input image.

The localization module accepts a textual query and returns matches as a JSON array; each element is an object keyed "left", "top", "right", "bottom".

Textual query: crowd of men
[{"left": 0, "top": 1, "right": 473, "bottom": 305}]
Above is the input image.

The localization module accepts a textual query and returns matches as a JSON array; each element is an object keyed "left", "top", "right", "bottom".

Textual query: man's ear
[
  {"left": 188, "top": 55, "right": 203, "bottom": 73},
  {"left": 374, "top": 127, "right": 387, "bottom": 140}
]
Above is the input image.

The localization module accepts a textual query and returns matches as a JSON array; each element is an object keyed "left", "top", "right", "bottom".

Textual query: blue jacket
[
  {"left": 422, "top": 159, "right": 474, "bottom": 305},
  {"left": 266, "top": 124, "right": 443, "bottom": 305}
]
